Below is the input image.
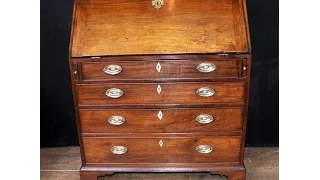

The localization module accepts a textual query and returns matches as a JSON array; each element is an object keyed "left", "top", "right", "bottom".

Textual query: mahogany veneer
[{"left": 69, "top": 0, "right": 251, "bottom": 179}]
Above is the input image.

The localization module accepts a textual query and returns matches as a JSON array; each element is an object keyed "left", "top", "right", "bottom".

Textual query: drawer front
[
  {"left": 81, "top": 60, "right": 239, "bottom": 81},
  {"left": 76, "top": 82, "right": 245, "bottom": 105},
  {"left": 83, "top": 136, "right": 241, "bottom": 164},
  {"left": 80, "top": 108, "right": 243, "bottom": 133}
]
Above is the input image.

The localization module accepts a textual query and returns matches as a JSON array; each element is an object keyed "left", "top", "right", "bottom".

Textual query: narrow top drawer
[{"left": 81, "top": 59, "right": 239, "bottom": 81}]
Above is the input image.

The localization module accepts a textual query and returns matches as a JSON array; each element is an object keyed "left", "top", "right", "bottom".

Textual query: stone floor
[{"left": 40, "top": 147, "right": 279, "bottom": 180}]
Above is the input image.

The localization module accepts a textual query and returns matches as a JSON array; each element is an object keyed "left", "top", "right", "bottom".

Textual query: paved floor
[{"left": 40, "top": 147, "right": 279, "bottom": 180}]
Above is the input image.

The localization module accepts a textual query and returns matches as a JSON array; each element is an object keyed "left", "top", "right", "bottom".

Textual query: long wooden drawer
[
  {"left": 81, "top": 59, "right": 239, "bottom": 81},
  {"left": 83, "top": 136, "right": 241, "bottom": 164},
  {"left": 76, "top": 82, "right": 245, "bottom": 105},
  {"left": 80, "top": 108, "right": 243, "bottom": 133}
]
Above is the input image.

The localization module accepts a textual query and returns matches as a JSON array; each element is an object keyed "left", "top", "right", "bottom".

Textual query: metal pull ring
[
  {"left": 196, "top": 114, "right": 214, "bottom": 124},
  {"left": 196, "top": 87, "right": 215, "bottom": 97},
  {"left": 197, "top": 62, "right": 216, "bottom": 73},
  {"left": 108, "top": 116, "right": 126, "bottom": 125},
  {"left": 105, "top": 88, "right": 124, "bottom": 98},
  {"left": 111, "top": 146, "right": 128, "bottom": 155},
  {"left": 196, "top": 145, "right": 213, "bottom": 154},
  {"left": 103, "top": 65, "right": 122, "bottom": 75}
]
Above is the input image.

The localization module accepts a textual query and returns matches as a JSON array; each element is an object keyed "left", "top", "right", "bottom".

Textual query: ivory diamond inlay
[
  {"left": 157, "top": 85, "right": 162, "bottom": 94},
  {"left": 157, "top": 111, "right": 163, "bottom": 120},
  {"left": 156, "top": 62, "right": 161, "bottom": 72},
  {"left": 159, "top": 140, "right": 163, "bottom": 146}
]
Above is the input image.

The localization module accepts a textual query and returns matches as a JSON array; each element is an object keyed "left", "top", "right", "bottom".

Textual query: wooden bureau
[{"left": 69, "top": 0, "right": 251, "bottom": 179}]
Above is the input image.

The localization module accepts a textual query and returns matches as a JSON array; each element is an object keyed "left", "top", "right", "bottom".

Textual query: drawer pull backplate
[
  {"left": 196, "top": 87, "right": 215, "bottom": 97},
  {"left": 108, "top": 116, "right": 126, "bottom": 125},
  {"left": 103, "top": 64, "right": 122, "bottom": 75},
  {"left": 111, "top": 146, "right": 128, "bottom": 155},
  {"left": 197, "top": 62, "right": 216, "bottom": 73},
  {"left": 196, "top": 114, "right": 214, "bottom": 124},
  {"left": 105, "top": 88, "right": 124, "bottom": 98},
  {"left": 196, "top": 145, "right": 213, "bottom": 154}
]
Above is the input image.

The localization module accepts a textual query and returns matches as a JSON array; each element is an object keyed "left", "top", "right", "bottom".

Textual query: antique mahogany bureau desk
[{"left": 69, "top": 0, "right": 251, "bottom": 179}]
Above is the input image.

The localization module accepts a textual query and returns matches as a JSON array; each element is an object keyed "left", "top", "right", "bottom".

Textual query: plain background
[{"left": 40, "top": 0, "right": 279, "bottom": 147}]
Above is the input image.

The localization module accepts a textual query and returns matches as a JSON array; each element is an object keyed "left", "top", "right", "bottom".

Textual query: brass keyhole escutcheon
[{"left": 152, "top": 0, "right": 164, "bottom": 9}]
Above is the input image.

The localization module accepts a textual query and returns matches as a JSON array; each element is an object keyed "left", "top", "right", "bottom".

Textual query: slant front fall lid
[{"left": 70, "top": 0, "right": 251, "bottom": 57}]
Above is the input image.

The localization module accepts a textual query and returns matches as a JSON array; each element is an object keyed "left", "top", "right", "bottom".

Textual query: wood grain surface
[
  {"left": 79, "top": 108, "right": 243, "bottom": 133},
  {"left": 83, "top": 136, "right": 241, "bottom": 163},
  {"left": 70, "top": 0, "right": 250, "bottom": 56},
  {"left": 81, "top": 59, "right": 239, "bottom": 81},
  {"left": 76, "top": 82, "right": 245, "bottom": 105}
]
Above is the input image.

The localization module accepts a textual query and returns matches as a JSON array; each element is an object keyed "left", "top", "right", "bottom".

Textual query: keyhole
[{"left": 153, "top": 0, "right": 163, "bottom": 9}]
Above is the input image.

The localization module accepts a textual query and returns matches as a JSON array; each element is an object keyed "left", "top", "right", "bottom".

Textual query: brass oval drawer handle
[
  {"left": 197, "top": 62, "right": 216, "bottom": 73},
  {"left": 103, "top": 65, "right": 122, "bottom": 75},
  {"left": 105, "top": 88, "right": 124, "bottom": 98},
  {"left": 111, "top": 146, "right": 128, "bottom": 155},
  {"left": 108, "top": 116, "right": 126, "bottom": 125},
  {"left": 196, "top": 114, "right": 214, "bottom": 124},
  {"left": 196, "top": 145, "right": 213, "bottom": 154},
  {"left": 152, "top": 0, "right": 164, "bottom": 9},
  {"left": 196, "top": 87, "right": 215, "bottom": 97}
]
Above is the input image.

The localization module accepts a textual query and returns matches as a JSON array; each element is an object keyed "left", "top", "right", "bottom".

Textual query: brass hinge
[
  {"left": 73, "top": 63, "right": 78, "bottom": 81},
  {"left": 242, "top": 58, "right": 248, "bottom": 78}
]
